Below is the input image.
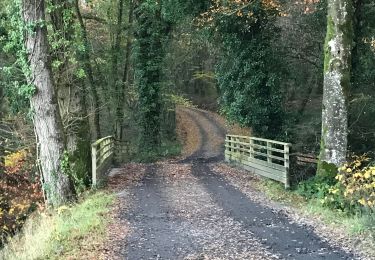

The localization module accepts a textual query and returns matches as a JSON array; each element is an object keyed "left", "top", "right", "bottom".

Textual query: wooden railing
[
  {"left": 225, "top": 135, "right": 292, "bottom": 189},
  {"left": 91, "top": 136, "right": 115, "bottom": 187}
]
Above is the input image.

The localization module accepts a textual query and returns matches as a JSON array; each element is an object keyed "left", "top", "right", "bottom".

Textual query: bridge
[{"left": 91, "top": 132, "right": 311, "bottom": 189}]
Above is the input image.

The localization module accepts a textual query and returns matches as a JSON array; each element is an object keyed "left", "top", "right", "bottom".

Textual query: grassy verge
[
  {"left": 0, "top": 192, "right": 114, "bottom": 260},
  {"left": 257, "top": 179, "right": 375, "bottom": 236}
]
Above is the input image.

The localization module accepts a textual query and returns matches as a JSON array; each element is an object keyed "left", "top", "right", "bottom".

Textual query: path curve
[{"left": 110, "top": 108, "right": 355, "bottom": 260}]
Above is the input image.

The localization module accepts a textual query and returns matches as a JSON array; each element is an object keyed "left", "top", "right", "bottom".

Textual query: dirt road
[{"left": 108, "top": 108, "right": 355, "bottom": 260}]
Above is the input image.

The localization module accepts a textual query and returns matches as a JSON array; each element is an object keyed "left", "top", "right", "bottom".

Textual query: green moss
[
  {"left": 317, "top": 161, "right": 338, "bottom": 177},
  {"left": 324, "top": 15, "right": 335, "bottom": 73},
  {"left": 317, "top": 126, "right": 327, "bottom": 173}
]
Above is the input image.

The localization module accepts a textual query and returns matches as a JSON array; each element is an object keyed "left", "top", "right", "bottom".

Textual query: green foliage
[
  {"left": 0, "top": 0, "right": 33, "bottom": 113},
  {"left": 349, "top": 0, "right": 375, "bottom": 153},
  {"left": 201, "top": 1, "right": 285, "bottom": 139},
  {"left": 134, "top": 0, "right": 170, "bottom": 150},
  {"left": 162, "top": 0, "right": 211, "bottom": 22},
  {"left": 299, "top": 155, "right": 375, "bottom": 215},
  {"left": 136, "top": 139, "right": 182, "bottom": 163},
  {"left": 168, "top": 94, "right": 197, "bottom": 108},
  {"left": 297, "top": 165, "right": 338, "bottom": 201},
  {"left": 60, "top": 151, "right": 86, "bottom": 195}
]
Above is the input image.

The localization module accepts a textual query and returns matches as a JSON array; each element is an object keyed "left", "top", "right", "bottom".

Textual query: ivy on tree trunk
[
  {"left": 134, "top": 0, "right": 168, "bottom": 151},
  {"left": 22, "top": 0, "right": 74, "bottom": 206}
]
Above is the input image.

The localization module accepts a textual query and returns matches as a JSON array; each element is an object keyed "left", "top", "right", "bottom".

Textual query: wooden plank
[
  {"left": 226, "top": 152, "right": 286, "bottom": 171},
  {"left": 225, "top": 145, "right": 250, "bottom": 153},
  {"left": 228, "top": 159, "right": 286, "bottom": 183},
  {"left": 96, "top": 142, "right": 114, "bottom": 155},
  {"left": 296, "top": 156, "right": 318, "bottom": 164},
  {"left": 284, "top": 145, "right": 290, "bottom": 189},
  {"left": 251, "top": 143, "right": 286, "bottom": 153},
  {"left": 226, "top": 134, "right": 251, "bottom": 140},
  {"left": 92, "top": 135, "right": 115, "bottom": 187},
  {"left": 225, "top": 144, "right": 285, "bottom": 161},
  {"left": 92, "top": 145, "right": 97, "bottom": 187},
  {"left": 250, "top": 136, "right": 292, "bottom": 146},
  {"left": 241, "top": 160, "right": 286, "bottom": 178},
  {"left": 252, "top": 151, "right": 285, "bottom": 162},
  {"left": 267, "top": 142, "right": 272, "bottom": 164},
  {"left": 226, "top": 134, "right": 291, "bottom": 147},
  {"left": 92, "top": 136, "right": 113, "bottom": 148}
]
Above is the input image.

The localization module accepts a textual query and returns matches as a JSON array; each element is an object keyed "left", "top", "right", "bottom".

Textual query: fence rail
[
  {"left": 92, "top": 136, "right": 115, "bottom": 187},
  {"left": 225, "top": 135, "right": 292, "bottom": 189}
]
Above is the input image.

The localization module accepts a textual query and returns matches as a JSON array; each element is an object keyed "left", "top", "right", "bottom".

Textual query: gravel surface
[{"left": 106, "top": 108, "right": 363, "bottom": 260}]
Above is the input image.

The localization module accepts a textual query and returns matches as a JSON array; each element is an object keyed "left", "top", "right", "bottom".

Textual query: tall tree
[
  {"left": 200, "top": 0, "right": 284, "bottom": 139},
  {"left": 134, "top": 0, "right": 168, "bottom": 150},
  {"left": 319, "top": 0, "right": 354, "bottom": 168},
  {"left": 49, "top": 0, "right": 91, "bottom": 190},
  {"left": 22, "top": 0, "right": 74, "bottom": 206},
  {"left": 74, "top": 0, "right": 101, "bottom": 140},
  {"left": 116, "top": 0, "right": 134, "bottom": 141}
]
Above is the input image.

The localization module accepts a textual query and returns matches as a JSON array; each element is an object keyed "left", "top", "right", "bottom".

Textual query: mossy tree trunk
[
  {"left": 22, "top": 0, "right": 74, "bottom": 206},
  {"left": 50, "top": 0, "right": 91, "bottom": 189},
  {"left": 319, "top": 0, "right": 354, "bottom": 168},
  {"left": 134, "top": 0, "right": 167, "bottom": 150}
]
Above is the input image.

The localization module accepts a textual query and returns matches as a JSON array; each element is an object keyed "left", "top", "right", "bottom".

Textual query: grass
[
  {"left": 305, "top": 200, "right": 375, "bottom": 235},
  {"left": 258, "top": 179, "right": 375, "bottom": 236},
  {"left": 0, "top": 192, "right": 114, "bottom": 260}
]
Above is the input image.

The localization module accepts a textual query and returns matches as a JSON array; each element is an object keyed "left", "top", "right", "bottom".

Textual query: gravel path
[{"left": 110, "top": 108, "right": 356, "bottom": 260}]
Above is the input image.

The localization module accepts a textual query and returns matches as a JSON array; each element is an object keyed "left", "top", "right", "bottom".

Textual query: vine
[
  {"left": 198, "top": 0, "right": 285, "bottom": 139},
  {"left": 134, "top": 0, "right": 170, "bottom": 152}
]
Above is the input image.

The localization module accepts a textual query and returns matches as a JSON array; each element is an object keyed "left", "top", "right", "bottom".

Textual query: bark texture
[
  {"left": 23, "top": 0, "right": 74, "bottom": 206},
  {"left": 50, "top": 0, "right": 91, "bottom": 187},
  {"left": 320, "top": 0, "right": 354, "bottom": 167}
]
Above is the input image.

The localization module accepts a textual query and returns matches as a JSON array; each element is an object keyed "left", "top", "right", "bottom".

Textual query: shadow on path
[{"left": 121, "top": 108, "right": 354, "bottom": 260}]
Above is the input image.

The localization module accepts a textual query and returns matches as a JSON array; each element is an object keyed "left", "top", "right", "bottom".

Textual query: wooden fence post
[
  {"left": 267, "top": 141, "right": 272, "bottom": 164},
  {"left": 92, "top": 145, "right": 97, "bottom": 187},
  {"left": 284, "top": 144, "right": 290, "bottom": 189},
  {"left": 250, "top": 138, "right": 254, "bottom": 159}
]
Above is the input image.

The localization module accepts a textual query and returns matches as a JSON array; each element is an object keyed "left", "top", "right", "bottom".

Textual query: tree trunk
[
  {"left": 116, "top": 0, "right": 134, "bottom": 141},
  {"left": 319, "top": 0, "right": 354, "bottom": 167},
  {"left": 74, "top": 0, "right": 101, "bottom": 140},
  {"left": 50, "top": 0, "right": 91, "bottom": 187},
  {"left": 22, "top": 0, "right": 74, "bottom": 206},
  {"left": 111, "top": 0, "right": 124, "bottom": 138},
  {"left": 0, "top": 85, "right": 4, "bottom": 174}
]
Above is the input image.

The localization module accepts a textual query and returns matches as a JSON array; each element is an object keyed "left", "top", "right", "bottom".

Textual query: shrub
[
  {"left": 327, "top": 155, "right": 375, "bottom": 212},
  {"left": 0, "top": 150, "right": 43, "bottom": 244},
  {"left": 296, "top": 162, "right": 337, "bottom": 200}
]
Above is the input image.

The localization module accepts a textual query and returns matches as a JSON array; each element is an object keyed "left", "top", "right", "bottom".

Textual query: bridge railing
[
  {"left": 225, "top": 135, "right": 292, "bottom": 189},
  {"left": 91, "top": 136, "right": 115, "bottom": 187}
]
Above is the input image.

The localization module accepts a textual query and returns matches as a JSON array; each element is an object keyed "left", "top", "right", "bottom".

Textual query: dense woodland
[{"left": 0, "top": 0, "right": 374, "bottom": 249}]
